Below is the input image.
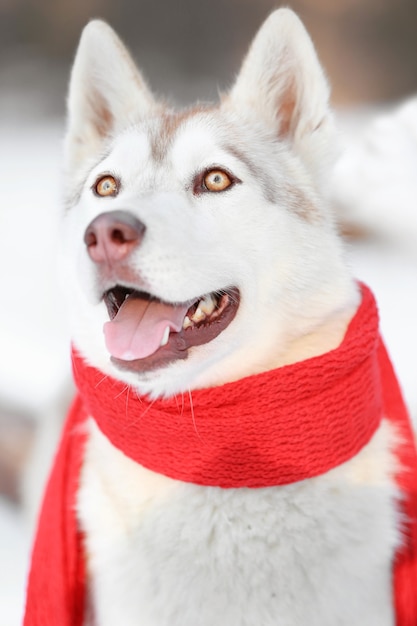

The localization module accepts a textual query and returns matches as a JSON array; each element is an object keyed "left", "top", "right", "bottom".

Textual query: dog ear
[
  {"left": 227, "top": 9, "right": 331, "bottom": 145},
  {"left": 65, "top": 20, "right": 156, "bottom": 171}
]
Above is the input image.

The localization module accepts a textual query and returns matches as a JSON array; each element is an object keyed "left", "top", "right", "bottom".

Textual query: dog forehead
[
  {"left": 107, "top": 109, "right": 235, "bottom": 177},
  {"left": 149, "top": 108, "right": 227, "bottom": 163},
  {"left": 108, "top": 108, "right": 225, "bottom": 158}
]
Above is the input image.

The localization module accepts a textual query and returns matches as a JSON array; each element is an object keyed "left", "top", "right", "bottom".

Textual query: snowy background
[{"left": 1, "top": 1, "right": 417, "bottom": 623}]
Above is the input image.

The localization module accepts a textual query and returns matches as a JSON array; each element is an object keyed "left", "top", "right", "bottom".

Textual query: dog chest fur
[{"left": 78, "top": 418, "right": 400, "bottom": 626}]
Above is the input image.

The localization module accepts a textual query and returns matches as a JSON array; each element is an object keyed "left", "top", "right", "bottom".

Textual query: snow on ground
[
  {"left": 0, "top": 500, "right": 29, "bottom": 626},
  {"left": 0, "top": 119, "right": 72, "bottom": 413},
  {"left": 0, "top": 100, "right": 416, "bottom": 624},
  {"left": 333, "top": 98, "right": 417, "bottom": 417}
]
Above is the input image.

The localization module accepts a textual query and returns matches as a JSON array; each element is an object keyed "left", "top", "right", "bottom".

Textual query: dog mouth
[{"left": 102, "top": 285, "right": 240, "bottom": 372}]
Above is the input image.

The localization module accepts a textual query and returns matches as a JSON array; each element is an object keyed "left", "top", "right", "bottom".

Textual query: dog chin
[{"left": 105, "top": 345, "right": 220, "bottom": 399}]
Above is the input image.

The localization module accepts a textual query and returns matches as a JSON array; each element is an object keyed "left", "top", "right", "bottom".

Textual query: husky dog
[{"left": 55, "top": 9, "right": 408, "bottom": 626}]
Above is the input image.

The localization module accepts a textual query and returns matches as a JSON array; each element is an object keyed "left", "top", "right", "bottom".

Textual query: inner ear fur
[
  {"left": 226, "top": 9, "right": 331, "bottom": 143},
  {"left": 65, "top": 20, "right": 157, "bottom": 170}
]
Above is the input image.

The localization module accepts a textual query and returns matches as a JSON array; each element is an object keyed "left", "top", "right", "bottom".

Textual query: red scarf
[{"left": 24, "top": 284, "right": 417, "bottom": 625}]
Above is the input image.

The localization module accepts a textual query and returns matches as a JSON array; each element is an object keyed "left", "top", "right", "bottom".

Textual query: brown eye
[
  {"left": 94, "top": 175, "right": 118, "bottom": 197},
  {"left": 203, "top": 169, "right": 233, "bottom": 192}
]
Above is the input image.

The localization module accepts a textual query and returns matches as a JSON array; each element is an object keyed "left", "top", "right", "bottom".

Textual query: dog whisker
[
  {"left": 113, "top": 384, "right": 130, "bottom": 400},
  {"left": 188, "top": 389, "right": 204, "bottom": 443},
  {"left": 94, "top": 374, "right": 110, "bottom": 389}
]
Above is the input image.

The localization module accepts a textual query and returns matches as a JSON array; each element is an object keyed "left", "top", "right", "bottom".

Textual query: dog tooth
[
  {"left": 191, "top": 307, "right": 206, "bottom": 323},
  {"left": 183, "top": 316, "right": 192, "bottom": 330},
  {"left": 199, "top": 294, "right": 216, "bottom": 315},
  {"left": 160, "top": 326, "right": 170, "bottom": 347}
]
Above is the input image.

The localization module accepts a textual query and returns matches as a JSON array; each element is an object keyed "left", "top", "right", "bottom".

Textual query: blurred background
[
  {"left": 0, "top": 1, "right": 416, "bottom": 623},
  {"left": 2, "top": 0, "right": 417, "bottom": 113}
]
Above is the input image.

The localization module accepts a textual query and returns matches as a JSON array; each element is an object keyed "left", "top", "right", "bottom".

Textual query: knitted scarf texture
[{"left": 24, "top": 284, "right": 417, "bottom": 625}]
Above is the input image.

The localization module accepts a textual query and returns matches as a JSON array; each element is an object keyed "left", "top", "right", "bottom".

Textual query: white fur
[
  {"left": 61, "top": 9, "right": 403, "bottom": 624},
  {"left": 79, "top": 419, "right": 400, "bottom": 626}
]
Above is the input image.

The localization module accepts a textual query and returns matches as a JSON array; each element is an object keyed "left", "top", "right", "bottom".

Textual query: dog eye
[
  {"left": 203, "top": 169, "right": 233, "bottom": 192},
  {"left": 94, "top": 175, "right": 119, "bottom": 197}
]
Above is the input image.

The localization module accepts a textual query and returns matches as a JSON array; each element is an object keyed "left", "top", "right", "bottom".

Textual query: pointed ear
[
  {"left": 227, "top": 9, "right": 331, "bottom": 145},
  {"left": 65, "top": 20, "right": 156, "bottom": 171}
]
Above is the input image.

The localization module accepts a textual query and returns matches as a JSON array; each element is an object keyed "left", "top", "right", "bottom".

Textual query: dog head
[{"left": 62, "top": 9, "right": 357, "bottom": 397}]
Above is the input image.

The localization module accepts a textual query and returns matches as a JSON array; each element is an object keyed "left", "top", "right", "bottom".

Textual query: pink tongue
[{"left": 104, "top": 294, "right": 190, "bottom": 361}]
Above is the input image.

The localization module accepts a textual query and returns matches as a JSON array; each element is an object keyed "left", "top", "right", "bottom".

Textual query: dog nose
[{"left": 84, "top": 210, "right": 146, "bottom": 264}]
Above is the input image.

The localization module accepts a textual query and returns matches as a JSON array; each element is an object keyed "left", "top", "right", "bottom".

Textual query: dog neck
[{"left": 71, "top": 283, "right": 383, "bottom": 488}]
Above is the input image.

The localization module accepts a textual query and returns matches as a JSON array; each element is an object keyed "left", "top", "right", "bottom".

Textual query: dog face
[{"left": 62, "top": 10, "right": 357, "bottom": 398}]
